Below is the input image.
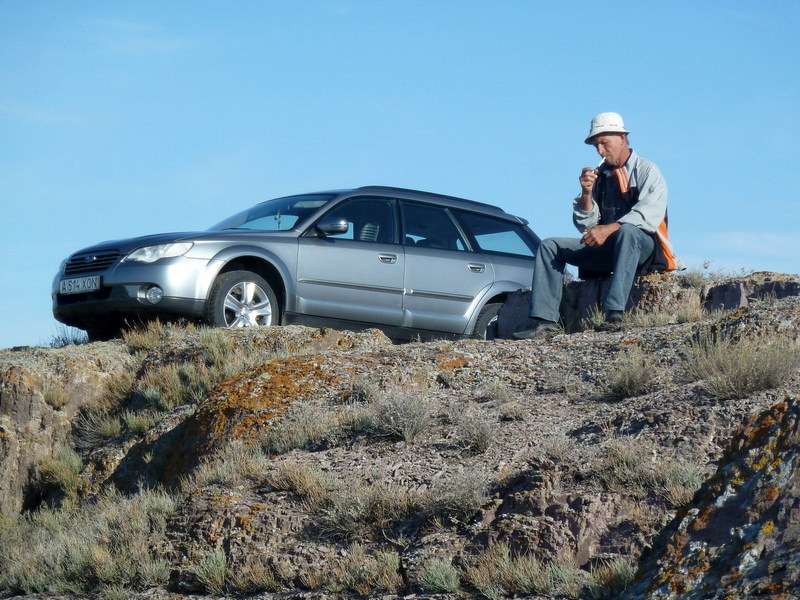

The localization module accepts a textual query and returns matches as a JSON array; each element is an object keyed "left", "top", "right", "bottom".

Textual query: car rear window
[{"left": 455, "top": 210, "right": 537, "bottom": 257}]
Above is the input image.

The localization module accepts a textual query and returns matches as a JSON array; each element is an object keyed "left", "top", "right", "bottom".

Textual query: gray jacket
[{"left": 572, "top": 149, "right": 668, "bottom": 234}]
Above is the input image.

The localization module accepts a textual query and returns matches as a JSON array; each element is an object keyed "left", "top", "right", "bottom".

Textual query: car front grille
[{"left": 64, "top": 250, "right": 121, "bottom": 275}]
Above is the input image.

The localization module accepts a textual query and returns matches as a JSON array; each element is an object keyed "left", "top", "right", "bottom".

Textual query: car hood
[
  {"left": 67, "top": 230, "right": 295, "bottom": 256},
  {"left": 68, "top": 232, "right": 204, "bottom": 255}
]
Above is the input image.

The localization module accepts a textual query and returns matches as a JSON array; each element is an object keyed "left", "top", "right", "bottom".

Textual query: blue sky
[{"left": 1, "top": 1, "right": 798, "bottom": 348}]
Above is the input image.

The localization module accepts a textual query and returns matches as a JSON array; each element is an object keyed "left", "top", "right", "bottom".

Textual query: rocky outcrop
[
  {"left": 0, "top": 273, "right": 798, "bottom": 599},
  {"left": 0, "top": 326, "right": 392, "bottom": 516},
  {"left": 625, "top": 398, "right": 800, "bottom": 599},
  {"left": 497, "top": 270, "right": 800, "bottom": 337},
  {"left": 0, "top": 342, "right": 135, "bottom": 514}
]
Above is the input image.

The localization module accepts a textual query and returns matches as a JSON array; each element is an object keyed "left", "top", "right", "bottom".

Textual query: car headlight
[{"left": 124, "top": 242, "right": 194, "bottom": 263}]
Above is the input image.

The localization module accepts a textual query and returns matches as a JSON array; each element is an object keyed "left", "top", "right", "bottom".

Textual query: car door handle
[
  {"left": 468, "top": 263, "right": 486, "bottom": 273},
  {"left": 378, "top": 253, "right": 398, "bottom": 264}
]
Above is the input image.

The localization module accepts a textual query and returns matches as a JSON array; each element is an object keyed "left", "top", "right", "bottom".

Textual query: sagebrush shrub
[
  {"left": 424, "top": 471, "right": 487, "bottom": 526},
  {"left": 370, "top": 390, "right": 431, "bottom": 443},
  {"left": 419, "top": 558, "right": 461, "bottom": 593},
  {"left": 455, "top": 410, "right": 496, "bottom": 454},
  {"left": 193, "top": 548, "right": 228, "bottom": 595},
  {"left": 36, "top": 445, "right": 82, "bottom": 499}
]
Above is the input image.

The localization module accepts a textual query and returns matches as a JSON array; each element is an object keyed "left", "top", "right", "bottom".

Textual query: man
[{"left": 513, "top": 112, "right": 679, "bottom": 340}]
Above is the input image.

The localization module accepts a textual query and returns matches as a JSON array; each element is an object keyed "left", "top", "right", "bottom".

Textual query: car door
[
  {"left": 452, "top": 209, "right": 539, "bottom": 290},
  {"left": 296, "top": 197, "right": 405, "bottom": 326},
  {"left": 400, "top": 201, "right": 494, "bottom": 333}
]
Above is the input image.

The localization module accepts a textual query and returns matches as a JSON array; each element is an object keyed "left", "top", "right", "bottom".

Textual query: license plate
[{"left": 60, "top": 275, "right": 101, "bottom": 295}]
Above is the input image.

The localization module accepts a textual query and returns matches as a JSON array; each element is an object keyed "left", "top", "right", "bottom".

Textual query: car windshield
[{"left": 208, "top": 194, "right": 336, "bottom": 232}]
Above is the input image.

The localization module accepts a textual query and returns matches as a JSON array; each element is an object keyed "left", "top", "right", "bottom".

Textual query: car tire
[
  {"left": 472, "top": 302, "right": 502, "bottom": 340},
  {"left": 206, "top": 270, "right": 279, "bottom": 329}
]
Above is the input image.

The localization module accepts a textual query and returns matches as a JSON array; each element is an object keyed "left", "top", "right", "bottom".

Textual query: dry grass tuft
[
  {"left": 265, "top": 462, "right": 334, "bottom": 512},
  {"left": 121, "top": 319, "right": 198, "bottom": 352},
  {"left": 681, "top": 332, "right": 800, "bottom": 400},
  {"left": 72, "top": 409, "right": 122, "bottom": 450},
  {"left": 590, "top": 438, "right": 703, "bottom": 508},
  {"left": 186, "top": 441, "right": 269, "bottom": 490},
  {"left": 325, "top": 544, "right": 404, "bottom": 595},
  {"left": 48, "top": 325, "right": 88, "bottom": 348},
  {"left": 605, "top": 346, "right": 658, "bottom": 400},
  {"left": 463, "top": 542, "right": 581, "bottom": 599},
  {"left": 193, "top": 548, "right": 227, "bottom": 595},
  {"left": 261, "top": 403, "right": 344, "bottom": 454},
  {"left": 315, "top": 482, "right": 419, "bottom": 542},
  {"left": 227, "top": 557, "right": 284, "bottom": 594},
  {"left": 423, "top": 471, "right": 488, "bottom": 527},
  {"left": 587, "top": 558, "right": 637, "bottom": 599},
  {"left": 0, "top": 488, "right": 176, "bottom": 595},
  {"left": 42, "top": 380, "right": 71, "bottom": 410}
]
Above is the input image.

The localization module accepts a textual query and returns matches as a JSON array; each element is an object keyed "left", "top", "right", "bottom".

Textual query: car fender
[
  {"left": 463, "top": 281, "right": 527, "bottom": 334},
  {"left": 201, "top": 244, "right": 297, "bottom": 309}
]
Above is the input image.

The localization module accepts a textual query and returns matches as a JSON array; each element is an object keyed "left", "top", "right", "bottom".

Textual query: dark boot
[{"left": 512, "top": 318, "right": 560, "bottom": 340}]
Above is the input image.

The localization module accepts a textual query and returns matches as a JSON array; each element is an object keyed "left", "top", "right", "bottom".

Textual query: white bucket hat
[{"left": 585, "top": 112, "right": 629, "bottom": 144}]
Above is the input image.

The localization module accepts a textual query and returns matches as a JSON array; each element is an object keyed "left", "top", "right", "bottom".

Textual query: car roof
[{"left": 342, "top": 185, "right": 527, "bottom": 224}]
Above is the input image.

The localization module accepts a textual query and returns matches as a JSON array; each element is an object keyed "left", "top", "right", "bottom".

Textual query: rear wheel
[
  {"left": 472, "top": 302, "right": 502, "bottom": 340},
  {"left": 206, "top": 270, "right": 279, "bottom": 329}
]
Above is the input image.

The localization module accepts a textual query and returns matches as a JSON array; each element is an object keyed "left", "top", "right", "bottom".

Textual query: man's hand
[
  {"left": 578, "top": 167, "right": 598, "bottom": 210},
  {"left": 581, "top": 222, "right": 620, "bottom": 247}
]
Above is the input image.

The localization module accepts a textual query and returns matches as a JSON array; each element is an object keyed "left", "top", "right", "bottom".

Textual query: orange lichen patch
[
  {"left": 688, "top": 507, "right": 714, "bottom": 534},
  {"left": 229, "top": 500, "right": 272, "bottom": 533},
  {"left": 0, "top": 365, "right": 39, "bottom": 392},
  {"left": 762, "top": 520, "right": 775, "bottom": 535},
  {"left": 761, "top": 485, "right": 781, "bottom": 503},
  {"left": 769, "top": 457, "right": 783, "bottom": 472},
  {"left": 751, "top": 452, "right": 774, "bottom": 472},
  {"left": 161, "top": 354, "right": 354, "bottom": 483},
  {"left": 435, "top": 354, "right": 471, "bottom": 370}
]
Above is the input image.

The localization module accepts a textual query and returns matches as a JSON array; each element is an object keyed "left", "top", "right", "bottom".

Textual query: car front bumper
[{"left": 52, "top": 256, "right": 221, "bottom": 330}]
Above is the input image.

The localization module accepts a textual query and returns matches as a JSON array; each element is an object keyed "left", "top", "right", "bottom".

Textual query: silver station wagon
[{"left": 52, "top": 186, "right": 540, "bottom": 341}]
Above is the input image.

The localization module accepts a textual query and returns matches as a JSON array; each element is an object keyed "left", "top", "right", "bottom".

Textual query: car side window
[
  {"left": 455, "top": 211, "right": 538, "bottom": 257},
  {"left": 321, "top": 197, "right": 396, "bottom": 243},
  {"left": 400, "top": 202, "right": 467, "bottom": 251}
]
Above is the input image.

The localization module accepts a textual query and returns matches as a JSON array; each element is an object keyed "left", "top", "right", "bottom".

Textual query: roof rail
[{"left": 356, "top": 185, "right": 504, "bottom": 212}]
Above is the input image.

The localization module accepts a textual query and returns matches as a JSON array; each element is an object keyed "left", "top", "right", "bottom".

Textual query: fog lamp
[{"left": 145, "top": 286, "right": 164, "bottom": 304}]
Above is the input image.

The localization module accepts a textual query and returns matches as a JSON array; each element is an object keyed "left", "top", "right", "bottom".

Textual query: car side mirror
[{"left": 315, "top": 217, "right": 349, "bottom": 236}]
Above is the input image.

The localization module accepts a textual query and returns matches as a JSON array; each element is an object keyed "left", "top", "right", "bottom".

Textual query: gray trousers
[{"left": 530, "top": 223, "right": 656, "bottom": 321}]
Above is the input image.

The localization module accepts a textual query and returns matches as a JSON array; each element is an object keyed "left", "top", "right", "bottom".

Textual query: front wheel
[
  {"left": 472, "top": 302, "right": 502, "bottom": 340},
  {"left": 206, "top": 270, "right": 279, "bottom": 329}
]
